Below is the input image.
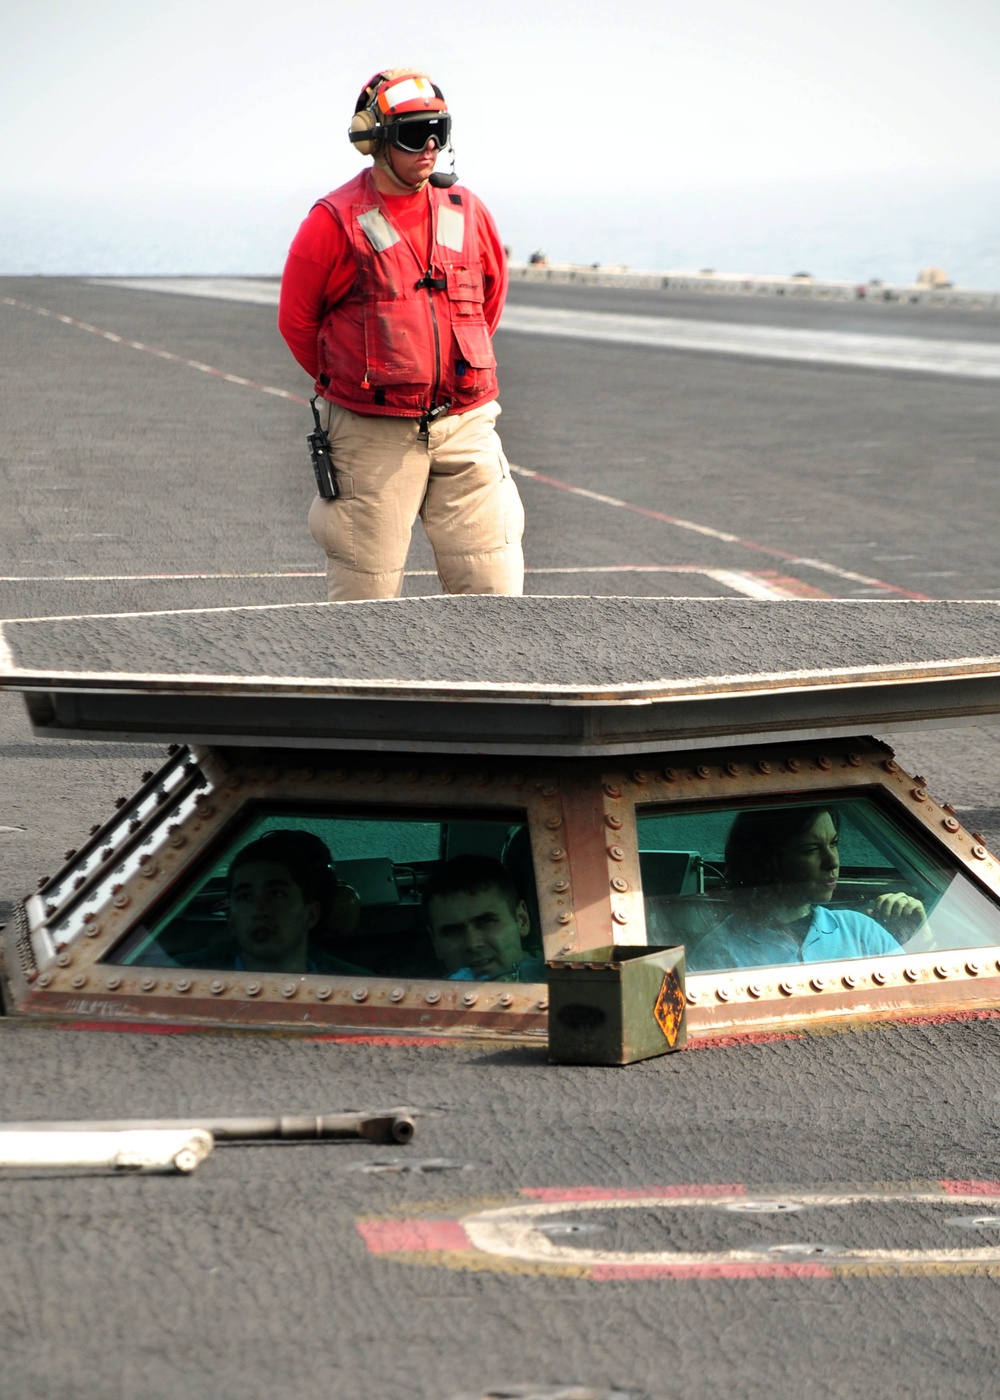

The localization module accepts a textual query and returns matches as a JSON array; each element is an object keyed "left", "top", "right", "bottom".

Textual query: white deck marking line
[
  {"left": 88, "top": 279, "right": 1000, "bottom": 379},
  {"left": 0, "top": 566, "right": 819, "bottom": 599},
  {"left": 511, "top": 465, "right": 930, "bottom": 599},
  {"left": 2, "top": 294, "right": 923, "bottom": 599},
  {"left": 500, "top": 304, "right": 1000, "bottom": 380}
]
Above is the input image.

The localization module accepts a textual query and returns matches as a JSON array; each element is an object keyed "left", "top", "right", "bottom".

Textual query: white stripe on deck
[{"left": 93, "top": 277, "right": 1000, "bottom": 379}]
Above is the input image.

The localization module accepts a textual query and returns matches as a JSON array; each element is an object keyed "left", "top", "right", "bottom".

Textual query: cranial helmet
[{"left": 348, "top": 70, "right": 451, "bottom": 190}]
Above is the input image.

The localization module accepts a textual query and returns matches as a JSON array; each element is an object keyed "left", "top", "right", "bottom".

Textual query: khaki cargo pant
[{"left": 307, "top": 399, "right": 525, "bottom": 601}]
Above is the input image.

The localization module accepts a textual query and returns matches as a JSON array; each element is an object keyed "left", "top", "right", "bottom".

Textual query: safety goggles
[{"left": 387, "top": 113, "right": 451, "bottom": 152}]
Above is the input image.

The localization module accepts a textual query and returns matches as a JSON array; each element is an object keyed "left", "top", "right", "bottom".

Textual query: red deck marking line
[
  {"left": 510, "top": 464, "right": 932, "bottom": 600},
  {"left": 305, "top": 1032, "right": 462, "bottom": 1046},
  {"left": 941, "top": 1180, "right": 1000, "bottom": 1196},
  {"left": 687, "top": 1030, "right": 806, "bottom": 1048},
  {"left": 521, "top": 1184, "right": 746, "bottom": 1202},
  {"left": 588, "top": 1261, "right": 834, "bottom": 1280},
  {"left": 1, "top": 296, "right": 309, "bottom": 405},
  {"left": 57, "top": 1020, "right": 201, "bottom": 1035},
  {"left": 356, "top": 1218, "right": 473, "bottom": 1252}
]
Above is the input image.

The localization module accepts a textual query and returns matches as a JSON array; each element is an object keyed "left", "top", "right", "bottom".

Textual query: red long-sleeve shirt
[{"left": 278, "top": 183, "right": 508, "bottom": 386}]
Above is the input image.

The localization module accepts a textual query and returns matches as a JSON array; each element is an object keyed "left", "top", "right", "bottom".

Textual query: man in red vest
[{"left": 278, "top": 69, "right": 524, "bottom": 601}]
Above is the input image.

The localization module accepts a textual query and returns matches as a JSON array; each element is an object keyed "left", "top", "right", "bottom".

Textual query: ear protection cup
[{"left": 349, "top": 108, "right": 380, "bottom": 157}]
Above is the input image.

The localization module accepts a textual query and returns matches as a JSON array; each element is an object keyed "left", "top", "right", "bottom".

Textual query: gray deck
[{"left": 4, "top": 596, "right": 1000, "bottom": 753}]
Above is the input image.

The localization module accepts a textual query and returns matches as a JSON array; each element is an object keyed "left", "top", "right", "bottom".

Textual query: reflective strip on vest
[
  {"left": 436, "top": 205, "right": 465, "bottom": 253},
  {"left": 357, "top": 208, "right": 401, "bottom": 253}
]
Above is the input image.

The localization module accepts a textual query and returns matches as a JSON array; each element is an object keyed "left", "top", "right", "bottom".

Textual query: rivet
[
  {"left": 786, "top": 759, "right": 800, "bottom": 774},
  {"left": 316, "top": 985, "right": 332, "bottom": 1000},
  {"left": 558, "top": 912, "right": 573, "bottom": 925},
  {"left": 224, "top": 774, "right": 243, "bottom": 791},
  {"left": 462, "top": 991, "right": 478, "bottom": 1007},
  {"left": 943, "top": 817, "right": 960, "bottom": 832},
  {"left": 810, "top": 976, "right": 828, "bottom": 992},
  {"left": 499, "top": 992, "right": 514, "bottom": 1008},
  {"left": 112, "top": 892, "right": 130, "bottom": 909},
  {"left": 973, "top": 844, "right": 988, "bottom": 860},
  {"left": 175, "top": 978, "right": 192, "bottom": 993},
  {"left": 70, "top": 973, "right": 87, "bottom": 989},
  {"left": 536, "top": 998, "right": 548, "bottom": 1011},
  {"left": 37, "top": 973, "right": 52, "bottom": 988},
  {"left": 603, "top": 783, "right": 622, "bottom": 798},
  {"left": 817, "top": 756, "right": 832, "bottom": 771},
  {"left": 848, "top": 753, "right": 863, "bottom": 768},
  {"left": 545, "top": 815, "right": 562, "bottom": 829},
  {"left": 300, "top": 767, "right": 316, "bottom": 782},
  {"left": 281, "top": 983, "right": 297, "bottom": 998},
  {"left": 716, "top": 985, "right": 732, "bottom": 1002},
  {"left": 611, "top": 877, "right": 629, "bottom": 892},
  {"left": 263, "top": 768, "right": 278, "bottom": 783},
  {"left": 747, "top": 982, "right": 763, "bottom": 998},
  {"left": 934, "top": 964, "right": 951, "bottom": 980},
  {"left": 560, "top": 943, "right": 574, "bottom": 953},
  {"left": 911, "top": 787, "right": 928, "bottom": 802},
  {"left": 883, "top": 759, "right": 898, "bottom": 773},
  {"left": 549, "top": 847, "right": 566, "bottom": 862},
  {"left": 141, "top": 863, "right": 159, "bottom": 879},
  {"left": 195, "top": 801, "right": 216, "bottom": 818},
  {"left": 140, "top": 976, "right": 157, "bottom": 992},
  {"left": 631, "top": 770, "right": 647, "bottom": 784},
  {"left": 757, "top": 760, "right": 771, "bottom": 775},
  {"left": 106, "top": 975, "right": 121, "bottom": 990},
  {"left": 352, "top": 986, "right": 369, "bottom": 1002},
  {"left": 84, "top": 923, "right": 101, "bottom": 938},
  {"left": 779, "top": 979, "right": 795, "bottom": 996},
  {"left": 842, "top": 972, "right": 859, "bottom": 988},
  {"left": 472, "top": 772, "right": 490, "bottom": 786},
  {"left": 725, "top": 763, "right": 740, "bottom": 777},
  {"left": 904, "top": 966, "right": 921, "bottom": 983},
  {"left": 169, "top": 829, "right": 187, "bottom": 849},
  {"left": 389, "top": 986, "right": 406, "bottom": 1002},
  {"left": 541, "top": 784, "right": 558, "bottom": 797},
  {"left": 333, "top": 768, "right": 349, "bottom": 782},
  {"left": 685, "top": 988, "right": 700, "bottom": 1004},
  {"left": 426, "top": 990, "right": 441, "bottom": 1005},
  {"left": 872, "top": 968, "right": 889, "bottom": 985},
  {"left": 244, "top": 981, "right": 261, "bottom": 997},
  {"left": 552, "top": 878, "right": 570, "bottom": 892},
  {"left": 509, "top": 772, "right": 525, "bottom": 787},
  {"left": 56, "top": 951, "right": 72, "bottom": 967},
  {"left": 604, "top": 814, "right": 623, "bottom": 830},
  {"left": 695, "top": 765, "right": 710, "bottom": 779},
  {"left": 664, "top": 768, "right": 679, "bottom": 782},
  {"left": 210, "top": 980, "right": 226, "bottom": 995},
  {"left": 612, "top": 909, "right": 629, "bottom": 925},
  {"left": 607, "top": 845, "right": 625, "bottom": 861},
  {"left": 966, "top": 961, "right": 983, "bottom": 977}
]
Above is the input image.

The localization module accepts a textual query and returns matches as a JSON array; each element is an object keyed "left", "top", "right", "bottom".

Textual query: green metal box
[{"left": 546, "top": 944, "right": 686, "bottom": 1065}]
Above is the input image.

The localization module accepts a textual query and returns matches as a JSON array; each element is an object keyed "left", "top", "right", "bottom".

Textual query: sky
[{"left": 2, "top": 0, "right": 998, "bottom": 277}]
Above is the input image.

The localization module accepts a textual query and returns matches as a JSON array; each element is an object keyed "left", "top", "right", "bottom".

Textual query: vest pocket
[{"left": 452, "top": 320, "right": 495, "bottom": 371}]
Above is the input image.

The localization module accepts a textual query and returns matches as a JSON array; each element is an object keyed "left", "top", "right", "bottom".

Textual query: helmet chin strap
[{"left": 376, "top": 144, "right": 430, "bottom": 193}]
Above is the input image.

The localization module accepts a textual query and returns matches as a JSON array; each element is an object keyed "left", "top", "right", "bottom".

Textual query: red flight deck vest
[{"left": 314, "top": 172, "right": 499, "bottom": 418}]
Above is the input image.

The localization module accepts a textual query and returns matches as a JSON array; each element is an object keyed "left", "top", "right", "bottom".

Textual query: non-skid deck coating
[{"left": 3, "top": 596, "right": 1000, "bottom": 698}]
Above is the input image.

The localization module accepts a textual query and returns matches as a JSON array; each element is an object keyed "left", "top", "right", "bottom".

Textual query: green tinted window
[
  {"left": 111, "top": 808, "right": 540, "bottom": 984},
  {"left": 637, "top": 795, "right": 1000, "bottom": 973}
]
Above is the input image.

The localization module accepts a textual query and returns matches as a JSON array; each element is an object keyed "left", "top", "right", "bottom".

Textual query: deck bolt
[
  {"left": 113, "top": 892, "right": 130, "bottom": 909},
  {"left": 316, "top": 985, "right": 331, "bottom": 1000},
  {"left": 842, "top": 973, "right": 859, "bottom": 988},
  {"left": 904, "top": 966, "right": 921, "bottom": 982},
  {"left": 71, "top": 973, "right": 87, "bottom": 989},
  {"left": 536, "top": 998, "right": 548, "bottom": 1011},
  {"left": 89, "top": 824, "right": 101, "bottom": 835},
  {"left": 664, "top": 768, "right": 679, "bottom": 782},
  {"left": 558, "top": 912, "right": 573, "bottom": 924},
  {"left": 37, "top": 973, "right": 52, "bottom": 988},
  {"left": 114, "top": 796, "right": 127, "bottom": 809},
  {"left": 757, "top": 760, "right": 771, "bottom": 775},
  {"left": 631, "top": 770, "right": 647, "bottom": 784},
  {"left": 848, "top": 753, "right": 862, "bottom": 767},
  {"left": 685, "top": 988, "right": 699, "bottom": 1004},
  {"left": 911, "top": 787, "right": 928, "bottom": 802},
  {"left": 747, "top": 982, "right": 763, "bottom": 998},
  {"left": 281, "top": 983, "right": 297, "bottom": 998},
  {"left": 210, "top": 980, "right": 226, "bottom": 995},
  {"left": 612, "top": 909, "right": 629, "bottom": 925},
  {"left": 175, "top": 978, "right": 192, "bottom": 993},
  {"left": 472, "top": 771, "right": 490, "bottom": 786},
  {"left": 872, "top": 969, "right": 889, "bottom": 985},
  {"left": 966, "top": 961, "right": 983, "bottom": 977},
  {"left": 786, "top": 759, "right": 800, "bottom": 773},
  {"left": 725, "top": 763, "right": 740, "bottom": 777},
  {"left": 461, "top": 991, "right": 478, "bottom": 1007},
  {"left": 141, "top": 977, "right": 157, "bottom": 992},
  {"left": 549, "top": 847, "right": 567, "bottom": 862},
  {"left": 943, "top": 817, "right": 960, "bottom": 832},
  {"left": 245, "top": 981, "right": 261, "bottom": 997},
  {"left": 695, "top": 765, "right": 710, "bottom": 779},
  {"left": 56, "top": 951, "right": 72, "bottom": 967},
  {"left": 106, "top": 975, "right": 121, "bottom": 990},
  {"left": 351, "top": 986, "right": 369, "bottom": 1002},
  {"left": 389, "top": 987, "right": 405, "bottom": 1002},
  {"left": 541, "top": 784, "right": 558, "bottom": 797},
  {"left": 934, "top": 964, "right": 951, "bottom": 980},
  {"left": 973, "top": 844, "right": 988, "bottom": 860},
  {"left": 611, "top": 877, "right": 629, "bottom": 892},
  {"left": 817, "top": 756, "right": 832, "bottom": 771},
  {"left": 426, "top": 990, "right": 441, "bottom": 1005},
  {"left": 716, "top": 985, "right": 732, "bottom": 1002},
  {"left": 779, "top": 979, "right": 795, "bottom": 996},
  {"left": 545, "top": 815, "right": 562, "bottom": 829},
  {"left": 810, "top": 976, "right": 828, "bottom": 992},
  {"left": 84, "top": 923, "right": 101, "bottom": 937},
  {"left": 552, "top": 878, "right": 570, "bottom": 892},
  {"left": 603, "top": 782, "right": 622, "bottom": 798},
  {"left": 499, "top": 993, "right": 514, "bottom": 1008},
  {"left": 604, "top": 814, "right": 623, "bottom": 830},
  {"left": 883, "top": 759, "right": 898, "bottom": 773},
  {"left": 942, "top": 802, "right": 956, "bottom": 814},
  {"left": 607, "top": 845, "right": 625, "bottom": 861},
  {"left": 63, "top": 848, "right": 77, "bottom": 861}
]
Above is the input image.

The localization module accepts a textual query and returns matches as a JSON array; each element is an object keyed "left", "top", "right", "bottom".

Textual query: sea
[{"left": 3, "top": 173, "right": 998, "bottom": 289}]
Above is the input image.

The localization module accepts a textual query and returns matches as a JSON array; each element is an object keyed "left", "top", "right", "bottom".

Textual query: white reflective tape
[
  {"left": 436, "top": 206, "right": 465, "bottom": 253},
  {"left": 357, "top": 208, "right": 401, "bottom": 253},
  {"left": 381, "top": 76, "right": 434, "bottom": 110}
]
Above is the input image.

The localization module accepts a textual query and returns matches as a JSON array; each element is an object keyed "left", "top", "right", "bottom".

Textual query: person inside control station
[
  {"left": 223, "top": 831, "right": 363, "bottom": 976},
  {"left": 424, "top": 855, "right": 545, "bottom": 982},
  {"left": 688, "top": 806, "right": 928, "bottom": 972}
]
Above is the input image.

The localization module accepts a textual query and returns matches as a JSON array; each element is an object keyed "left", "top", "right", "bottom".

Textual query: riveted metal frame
[
  {"left": 1, "top": 746, "right": 606, "bottom": 1037},
  {"left": 617, "top": 735, "right": 1000, "bottom": 1036}
]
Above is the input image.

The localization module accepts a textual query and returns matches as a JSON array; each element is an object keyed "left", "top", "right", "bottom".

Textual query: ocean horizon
[{"left": 3, "top": 172, "right": 998, "bottom": 291}]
